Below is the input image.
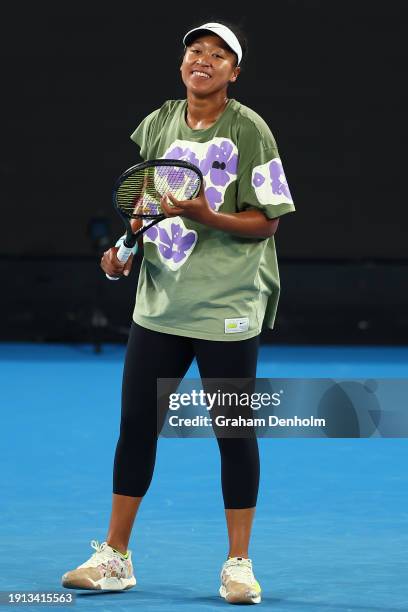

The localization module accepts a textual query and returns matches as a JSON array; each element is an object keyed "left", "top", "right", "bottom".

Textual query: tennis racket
[{"left": 106, "top": 159, "right": 203, "bottom": 280}]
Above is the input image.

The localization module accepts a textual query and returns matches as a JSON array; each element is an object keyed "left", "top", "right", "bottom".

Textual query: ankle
[
  {"left": 227, "top": 552, "right": 249, "bottom": 560},
  {"left": 106, "top": 541, "right": 128, "bottom": 556}
]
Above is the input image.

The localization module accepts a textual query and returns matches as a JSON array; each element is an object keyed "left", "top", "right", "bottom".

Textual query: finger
[
  {"left": 164, "top": 207, "right": 184, "bottom": 217},
  {"left": 104, "top": 254, "right": 125, "bottom": 276},
  {"left": 123, "top": 253, "right": 133, "bottom": 277},
  {"left": 161, "top": 193, "right": 181, "bottom": 210},
  {"left": 160, "top": 194, "right": 170, "bottom": 210},
  {"left": 109, "top": 249, "right": 125, "bottom": 267},
  {"left": 100, "top": 257, "right": 120, "bottom": 277},
  {"left": 196, "top": 182, "right": 205, "bottom": 197},
  {"left": 101, "top": 247, "right": 126, "bottom": 275},
  {"left": 167, "top": 192, "right": 189, "bottom": 208},
  {"left": 161, "top": 195, "right": 183, "bottom": 216},
  {"left": 165, "top": 192, "right": 181, "bottom": 207}
]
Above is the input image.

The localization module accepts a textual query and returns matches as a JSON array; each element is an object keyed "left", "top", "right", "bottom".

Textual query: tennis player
[{"left": 62, "top": 21, "right": 295, "bottom": 605}]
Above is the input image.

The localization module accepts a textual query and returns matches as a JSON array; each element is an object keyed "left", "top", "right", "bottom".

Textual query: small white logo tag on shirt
[{"left": 225, "top": 317, "right": 249, "bottom": 334}]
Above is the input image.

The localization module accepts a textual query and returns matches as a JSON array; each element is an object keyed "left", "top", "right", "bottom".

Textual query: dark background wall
[{"left": 1, "top": 1, "right": 407, "bottom": 343}]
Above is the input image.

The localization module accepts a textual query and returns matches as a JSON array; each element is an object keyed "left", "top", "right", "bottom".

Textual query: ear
[{"left": 230, "top": 65, "right": 241, "bottom": 83}]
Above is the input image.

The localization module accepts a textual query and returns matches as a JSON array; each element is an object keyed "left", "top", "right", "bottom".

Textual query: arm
[
  {"left": 203, "top": 208, "right": 279, "bottom": 239},
  {"left": 100, "top": 218, "right": 143, "bottom": 278},
  {"left": 162, "top": 189, "right": 279, "bottom": 239},
  {"left": 131, "top": 218, "right": 143, "bottom": 233}
]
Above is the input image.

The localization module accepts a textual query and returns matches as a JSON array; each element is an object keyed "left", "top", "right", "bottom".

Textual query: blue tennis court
[
  {"left": 2, "top": 2, "right": 408, "bottom": 611},
  {"left": 1, "top": 343, "right": 407, "bottom": 611}
]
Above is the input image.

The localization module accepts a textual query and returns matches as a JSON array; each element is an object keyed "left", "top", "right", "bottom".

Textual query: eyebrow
[{"left": 189, "top": 39, "right": 230, "bottom": 53}]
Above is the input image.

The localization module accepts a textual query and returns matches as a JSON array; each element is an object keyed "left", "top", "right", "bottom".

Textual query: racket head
[{"left": 113, "top": 159, "right": 203, "bottom": 220}]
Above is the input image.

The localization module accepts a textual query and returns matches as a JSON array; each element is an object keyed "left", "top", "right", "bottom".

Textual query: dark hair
[{"left": 183, "top": 20, "right": 248, "bottom": 67}]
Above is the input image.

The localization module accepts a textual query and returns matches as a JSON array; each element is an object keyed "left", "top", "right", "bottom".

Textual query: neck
[{"left": 185, "top": 90, "right": 229, "bottom": 130}]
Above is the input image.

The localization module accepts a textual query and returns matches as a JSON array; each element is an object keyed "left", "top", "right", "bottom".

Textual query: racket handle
[
  {"left": 116, "top": 243, "right": 134, "bottom": 263},
  {"left": 106, "top": 239, "right": 138, "bottom": 281}
]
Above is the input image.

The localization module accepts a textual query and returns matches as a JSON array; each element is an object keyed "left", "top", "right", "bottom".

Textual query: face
[{"left": 180, "top": 34, "right": 240, "bottom": 96}]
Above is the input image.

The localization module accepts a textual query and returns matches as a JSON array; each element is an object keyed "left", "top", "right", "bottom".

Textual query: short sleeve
[
  {"left": 237, "top": 128, "right": 296, "bottom": 220},
  {"left": 130, "top": 109, "right": 160, "bottom": 160}
]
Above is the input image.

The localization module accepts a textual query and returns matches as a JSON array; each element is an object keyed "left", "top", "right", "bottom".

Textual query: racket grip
[
  {"left": 116, "top": 243, "right": 134, "bottom": 262},
  {"left": 105, "top": 241, "right": 138, "bottom": 281}
]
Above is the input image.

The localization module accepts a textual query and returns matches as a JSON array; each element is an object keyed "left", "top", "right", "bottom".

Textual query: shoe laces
[
  {"left": 223, "top": 558, "right": 254, "bottom": 583},
  {"left": 79, "top": 540, "right": 116, "bottom": 568}
]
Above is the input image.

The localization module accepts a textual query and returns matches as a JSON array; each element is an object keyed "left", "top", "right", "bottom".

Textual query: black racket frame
[{"left": 112, "top": 159, "right": 203, "bottom": 249}]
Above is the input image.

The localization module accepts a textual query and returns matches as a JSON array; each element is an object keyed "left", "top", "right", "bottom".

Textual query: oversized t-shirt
[{"left": 130, "top": 98, "right": 295, "bottom": 341}]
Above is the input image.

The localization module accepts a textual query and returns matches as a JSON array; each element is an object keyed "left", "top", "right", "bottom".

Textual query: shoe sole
[
  {"left": 62, "top": 575, "right": 136, "bottom": 591},
  {"left": 219, "top": 584, "right": 261, "bottom": 604}
]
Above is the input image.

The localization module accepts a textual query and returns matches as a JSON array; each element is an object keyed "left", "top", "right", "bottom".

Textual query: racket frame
[{"left": 106, "top": 159, "right": 203, "bottom": 280}]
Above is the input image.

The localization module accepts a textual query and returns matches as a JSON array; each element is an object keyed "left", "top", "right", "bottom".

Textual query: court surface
[{"left": 1, "top": 343, "right": 407, "bottom": 612}]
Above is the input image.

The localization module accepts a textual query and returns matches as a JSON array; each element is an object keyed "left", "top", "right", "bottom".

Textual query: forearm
[
  {"left": 115, "top": 219, "right": 142, "bottom": 251},
  {"left": 130, "top": 219, "right": 143, "bottom": 232},
  {"left": 203, "top": 208, "right": 279, "bottom": 239},
  {"left": 124, "top": 209, "right": 278, "bottom": 242}
]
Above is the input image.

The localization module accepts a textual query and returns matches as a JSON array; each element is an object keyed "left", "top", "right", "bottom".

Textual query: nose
[{"left": 196, "top": 54, "right": 211, "bottom": 67}]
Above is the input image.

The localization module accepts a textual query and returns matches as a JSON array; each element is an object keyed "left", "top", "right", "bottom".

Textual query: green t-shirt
[{"left": 130, "top": 98, "right": 295, "bottom": 341}]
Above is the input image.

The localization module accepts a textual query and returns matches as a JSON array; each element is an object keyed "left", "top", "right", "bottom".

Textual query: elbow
[{"left": 263, "top": 217, "right": 279, "bottom": 238}]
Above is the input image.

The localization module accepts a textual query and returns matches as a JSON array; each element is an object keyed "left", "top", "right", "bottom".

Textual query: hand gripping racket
[{"left": 106, "top": 159, "right": 203, "bottom": 280}]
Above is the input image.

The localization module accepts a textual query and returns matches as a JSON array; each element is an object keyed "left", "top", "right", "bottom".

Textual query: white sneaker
[
  {"left": 62, "top": 540, "right": 136, "bottom": 591},
  {"left": 219, "top": 557, "right": 262, "bottom": 604}
]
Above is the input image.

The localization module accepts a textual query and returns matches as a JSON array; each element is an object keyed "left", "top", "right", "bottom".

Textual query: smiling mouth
[{"left": 191, "top": 71, "right": 211, "bottom": 79}]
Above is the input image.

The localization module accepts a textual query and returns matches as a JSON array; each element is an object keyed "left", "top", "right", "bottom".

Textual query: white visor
[{"left": 183, "top": 22, "right": 242, "bottom": 66}]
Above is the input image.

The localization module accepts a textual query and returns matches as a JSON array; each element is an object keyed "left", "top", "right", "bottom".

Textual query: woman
[{"left": 62, "top": 21, "right": 295, "bottom": 605}]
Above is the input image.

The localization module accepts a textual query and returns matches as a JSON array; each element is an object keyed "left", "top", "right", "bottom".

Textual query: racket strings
[{"left": 116, "top": 165, "right": 201, "bottom": 218}]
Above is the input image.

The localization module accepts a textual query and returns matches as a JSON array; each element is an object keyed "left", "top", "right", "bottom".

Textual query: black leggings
[{"left": 113, "top": 322, "right": 260, "bottom": 509}]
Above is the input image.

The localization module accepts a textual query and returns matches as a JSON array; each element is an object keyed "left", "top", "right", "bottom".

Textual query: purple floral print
[
  {"left": 164, "top": 146, "right": 200, "bottom": 168},
  {"left": 200, "top": 141, "right": 238, "bottom": 186},
  {"left": 145, "top": 225, "right": 158, "bottom": 241},
  {"left": 157, "top": 223, "right": 196, "bottom": 263},
  {"left": 269, "top": 159, "right": 292, "bottom": 200},
  {"left": 143, "top": 201, "right": 160, "bottom": 216},
  {"left": 158, "top": 147, "right": 201, "bottom": 195},
  {"left": 252, "top": 172, "right": 265, "bottom": 188},
  {"left": 205, "top": 186, "right": 223, "bottom": 210}
]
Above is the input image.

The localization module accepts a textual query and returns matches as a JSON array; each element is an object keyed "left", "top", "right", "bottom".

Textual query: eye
[{"left": 213, "top": 53, "right": 224, "bottom": 59}]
